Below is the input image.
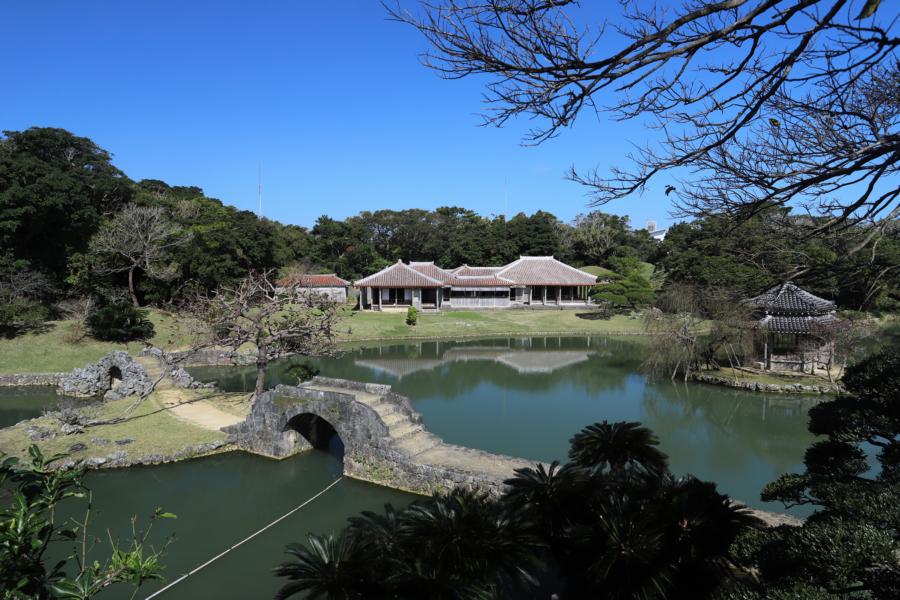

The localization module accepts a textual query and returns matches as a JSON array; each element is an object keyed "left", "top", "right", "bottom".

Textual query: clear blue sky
[{"left": 2, "top": 1, "right": 677, "bottom": 230}]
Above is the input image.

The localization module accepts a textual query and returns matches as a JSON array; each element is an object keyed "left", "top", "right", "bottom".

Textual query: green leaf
[{"left": 856, "top": 0, "right": 881, "bottom": 19}]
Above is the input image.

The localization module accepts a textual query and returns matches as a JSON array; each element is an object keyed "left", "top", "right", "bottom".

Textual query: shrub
[
  {"left": 85, "top": 303, "right": 155, "bottom": 342},
  {"left": 406, "top": 306, "right": 418, "bottom": 326},
  {"left": 0, "top": 292, "right": 49, "bottom": 337}
]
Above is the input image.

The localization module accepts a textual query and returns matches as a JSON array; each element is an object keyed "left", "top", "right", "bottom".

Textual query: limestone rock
[
  {"left": 57, "top": 351, "right": 153, "bottom": 400},
  {"left": 61, "top": 423, "right": 83, "bottom": 435},
  {"left": 26, "top": 426, "right": 56, "bottom": 441}
]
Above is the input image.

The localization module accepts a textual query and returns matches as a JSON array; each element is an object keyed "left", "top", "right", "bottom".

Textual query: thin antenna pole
[
  {"left": 258, "top": 163, "right": 263, "bottom": 218},
  {"left": 503, "top": 176, "right": 508, "bottom": 218}
]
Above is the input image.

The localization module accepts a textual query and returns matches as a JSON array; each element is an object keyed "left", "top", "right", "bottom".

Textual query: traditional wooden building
[
  {"left": 748, "top": 282, "right": 838, "bottom": 372},
  {"left": 276, "top": 273, "right": 350, "bottom": 302},
  {"left": 355, "top": 256, "right": 597, "bottom": 311}
]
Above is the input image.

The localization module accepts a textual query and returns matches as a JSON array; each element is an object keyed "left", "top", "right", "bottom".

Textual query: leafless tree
[
  {"left": 563, "top": 212, "right": 625, "bottom": 264},
  {"left": 643, "top": 283, "right": 707, "bottom": 380},
  {"left": 389, "top": 0, "right": 899, "bottom": 248},
  {"left": 188, "top": 271, "right": 341, "bottom": 404},
  {"left": 89, "top": 204, "right": 191, "bottom": 306}
]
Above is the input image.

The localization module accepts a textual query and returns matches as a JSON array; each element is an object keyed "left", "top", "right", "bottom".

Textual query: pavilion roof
[
  {"left": 748, "top": 282, "right": 835, "bottom": 316},
  {"left": 758, "top": 314, "right": 839, "bottom": 334},
  {"left": 496, "top": 256, "right": 598, "bottom": 286},
  {"left": 354, "top": 260, "right": 445, "bottom": 288}
]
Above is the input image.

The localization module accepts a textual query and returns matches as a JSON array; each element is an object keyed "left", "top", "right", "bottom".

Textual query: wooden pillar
[
  {"left": 378, "top": 287, "right": 382, "bottom": 310},
  {"left": 542, "top": 286, "right": 547, "bottom": 304},
  {"left": 557, "top": 286, "right": 561, "bottom": 305}
]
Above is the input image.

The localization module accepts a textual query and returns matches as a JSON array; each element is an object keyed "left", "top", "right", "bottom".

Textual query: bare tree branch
[{"left": 389, "top": 0, "right": 899, "bottom": 242}]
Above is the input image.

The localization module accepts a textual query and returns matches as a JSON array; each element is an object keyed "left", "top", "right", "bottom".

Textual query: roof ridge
[{"left": 396, "top": 261, "right": 444, "bottom": 285}]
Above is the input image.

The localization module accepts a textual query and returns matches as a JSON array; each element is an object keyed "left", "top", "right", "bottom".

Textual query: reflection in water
[
  {"left": 0, "top": 386, "right": 71, "bottom": 428},
  {"left": 188, "top": 336, "right": 825, "bottom": 515},
  {"left": 358, "top": 346, "right": 594, "bottom": 377}
]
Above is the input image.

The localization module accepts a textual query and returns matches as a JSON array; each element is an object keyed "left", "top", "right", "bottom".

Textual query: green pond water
[
  {"left": 0, "top": 386, "right": 64, "bottom": 428},
  {"left": 191, "top": 335, "right": 821, "bottom": 514},
  {"left": 2, "top": 335, "right": 824, "bottom": 599}
]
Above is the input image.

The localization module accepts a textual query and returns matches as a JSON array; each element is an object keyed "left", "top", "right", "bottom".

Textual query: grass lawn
[
  {"left": 702, "top": 367, "right": 835, "bottom": 387},
  {"left": 0, "top": 390, "right": 236, "bottom": 464},
  {"left": 0, "top": 311, "right": 194, "bottom": 374},
  {"left": 337, "top": 308, "right": 648, "bottom": 342},
  {"left": 2, "top": 307, "right": 649, "bottom": 374}
]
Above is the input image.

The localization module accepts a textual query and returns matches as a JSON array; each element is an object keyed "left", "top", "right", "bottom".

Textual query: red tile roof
[
  {"left": 497, "top": 257, "right": 597, "bottom": 286},
  {"left": 410, "top": 262, "right": 454, "bottom": 283},
  {"left": 354, "top": 260, "right": 445, "bottom": 288},
  {"left": 452, "top": 265, "right": 503, "bottom": 277},
  {"left": 277, "top": 273, "right": 349, "bottom": 287},
  {"left": 354, "top": 257, "right": 596, "bottom": 288}
]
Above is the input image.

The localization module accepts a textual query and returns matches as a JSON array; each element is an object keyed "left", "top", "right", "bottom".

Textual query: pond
[
  {"left": 191, "top": 336, "right": 821, "bottom": 513},
  {"left": 0, "top": 385, "right": 65, "bottom": 428},
  {"left": 2, "top": 335, "right": 824, "bottom": 598}
]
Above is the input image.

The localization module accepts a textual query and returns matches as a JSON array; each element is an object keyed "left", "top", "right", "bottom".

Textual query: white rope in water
[{"left": 144, "top": 476, "right": 344, "bottom": 599}]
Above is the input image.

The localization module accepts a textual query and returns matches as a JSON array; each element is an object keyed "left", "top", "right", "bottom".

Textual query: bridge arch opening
[{"left": 285, "top": 413, "right": 344, "bottom": 461}]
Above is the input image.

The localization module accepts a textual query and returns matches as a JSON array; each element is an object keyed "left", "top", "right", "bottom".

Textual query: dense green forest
[{"left": 1, "top": 127, "right": 897, "bottom": 325}]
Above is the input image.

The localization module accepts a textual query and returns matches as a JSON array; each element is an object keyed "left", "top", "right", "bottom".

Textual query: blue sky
[{"left": 2, "top": 1, "right": 677, "bottom": 230}]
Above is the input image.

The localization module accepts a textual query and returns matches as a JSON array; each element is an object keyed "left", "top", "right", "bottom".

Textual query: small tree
[
  {"left": 591, "top": 257, "right": 655, "bottom": 310},
  {"left": 406, "top": 306, "right": 418, "bottom": 327},
  {"left": 85, "top": 303, "right": 155, "bottom": 342},
  {"left": 189, "top": 270, "right": 340, "bottom": 404},
  {"left": 89, "top": 204, "right": 191, "bottom": 307}
]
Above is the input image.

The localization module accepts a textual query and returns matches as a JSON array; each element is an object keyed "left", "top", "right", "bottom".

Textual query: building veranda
[{"left": 355, "top": 256, "right": 597, "bottom": 311}]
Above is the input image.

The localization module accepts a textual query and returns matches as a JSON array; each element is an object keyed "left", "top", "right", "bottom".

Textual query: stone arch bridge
[
  {"left": 225, "top": 377, "right": 800, "bottom": 526},
  {"left": 224, "top": 377, "right": 536, "bottom": 496}
]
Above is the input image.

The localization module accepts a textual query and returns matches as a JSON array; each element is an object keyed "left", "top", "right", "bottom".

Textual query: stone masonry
[{"left": 224, "top": 376, "right": 536, "bottom": 497}]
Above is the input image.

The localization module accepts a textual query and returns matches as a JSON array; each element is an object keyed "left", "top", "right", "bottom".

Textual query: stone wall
[
  {"left": 691, "top": 373, "right": 841, "bottom": 395},
  {"left": 163, "top": 348, "right": 257, "bottom": 367},
  {"left": 57, "top": 351, "right": 154, "bottom": 400},
  {"left": 0, "top": 372, "right": 65, "bottom": 387}
]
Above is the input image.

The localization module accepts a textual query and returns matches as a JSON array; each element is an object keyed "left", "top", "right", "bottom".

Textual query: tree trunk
[
  {"left": 128, "top": 266, "right": 140, "bottom": 307},
  {"left": 253, "top": 337, "right": 268, "bottom": 406},
  {"left": 253, "top": 359, "right": 267, "bottom": 406}
]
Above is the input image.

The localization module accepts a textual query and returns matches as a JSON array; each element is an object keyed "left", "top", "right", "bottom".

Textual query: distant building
[
  {"left": 355, "top": 256, "right": 597, "bottom": 311},
  {"left": 645, "top": 220, "right": 668, "bottom": 241},
  {"left": 276, "top": 273, "right": 350, "bottom": 302}
]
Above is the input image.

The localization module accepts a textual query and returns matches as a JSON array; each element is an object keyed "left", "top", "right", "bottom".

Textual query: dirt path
[{"left": 153, "top": 389, "right": 245, "bottom": 431}]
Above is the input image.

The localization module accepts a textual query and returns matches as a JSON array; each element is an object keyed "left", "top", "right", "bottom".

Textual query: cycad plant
[{"left": 275, "top": 421, "right": 760, "bottom": 599}]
